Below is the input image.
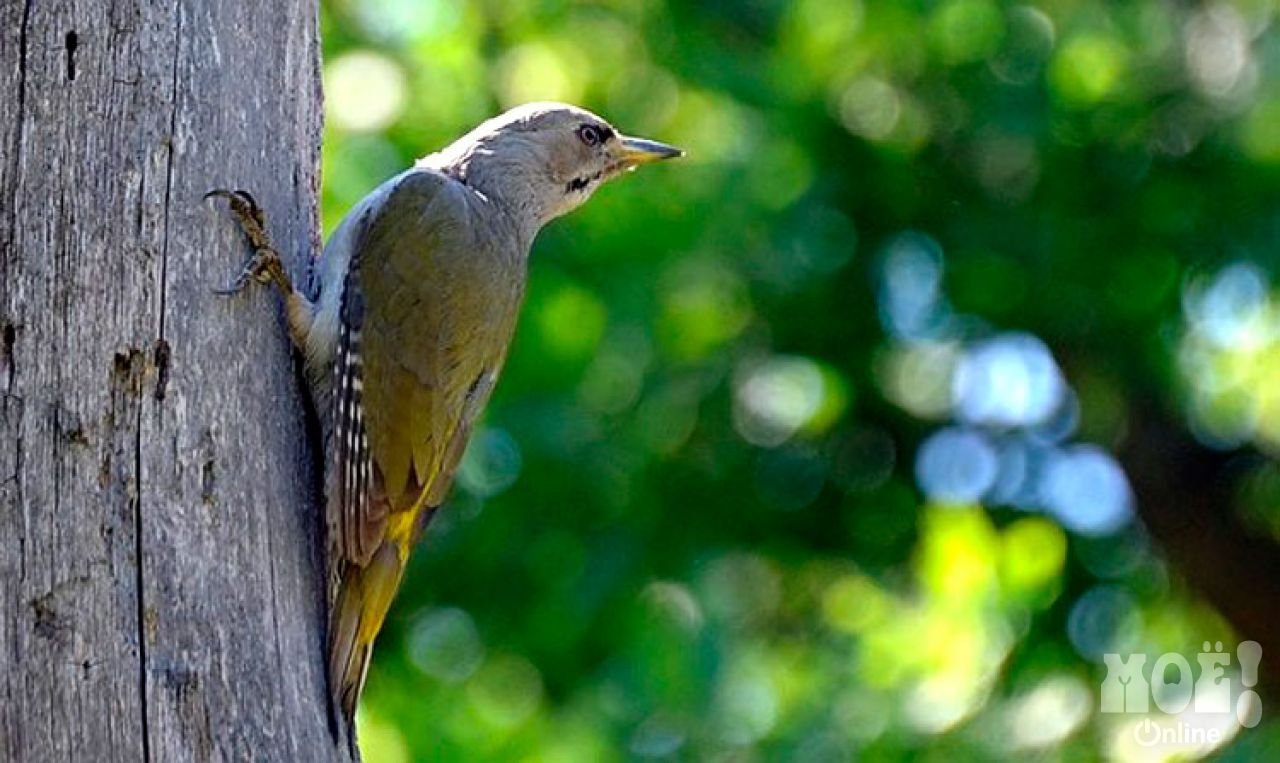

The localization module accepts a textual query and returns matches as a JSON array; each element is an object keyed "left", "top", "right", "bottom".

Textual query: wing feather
[{"left": 327, "top": 168, "right": 525, "bottom": 570}]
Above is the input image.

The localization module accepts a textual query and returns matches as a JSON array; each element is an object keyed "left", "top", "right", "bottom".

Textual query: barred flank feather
[
  {"left": 334, "top": 322, "right": 370, "bottom": 563},
  {"left": 327, "top": 264, "right": 390, "bottom": 732}
]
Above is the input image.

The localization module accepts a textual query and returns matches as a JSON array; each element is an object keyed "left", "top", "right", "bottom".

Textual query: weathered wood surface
[{"left": 0, "top": 0, "right": 346, "bottom": 760}]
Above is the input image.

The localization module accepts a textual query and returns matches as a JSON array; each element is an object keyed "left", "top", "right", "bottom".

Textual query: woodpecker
[{"left": 208, "top": 102, "right": 681, "bottom": 742}]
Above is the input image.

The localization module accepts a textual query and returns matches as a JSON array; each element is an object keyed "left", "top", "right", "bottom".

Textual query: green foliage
[{"left": 319, "top": 1, "right": 1280, "bottom": 760}]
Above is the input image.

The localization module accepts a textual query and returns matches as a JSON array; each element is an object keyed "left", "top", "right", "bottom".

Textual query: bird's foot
[{"left": 206, "top": 189, "right": 293, "bottom": 298}]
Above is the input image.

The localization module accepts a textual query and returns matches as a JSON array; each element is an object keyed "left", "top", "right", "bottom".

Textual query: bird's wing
[{"left": 329, "top": 168, "right": 478, "bottom": 566}]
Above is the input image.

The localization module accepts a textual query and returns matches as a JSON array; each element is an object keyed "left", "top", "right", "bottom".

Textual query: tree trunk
[{"left": 0, "top": 0, "right": 344, "bottom": 760}]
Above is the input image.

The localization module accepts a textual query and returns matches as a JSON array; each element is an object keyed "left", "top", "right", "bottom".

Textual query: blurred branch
[{"left": 1121, "top": 400, "right": 1280, "bottom": 690}]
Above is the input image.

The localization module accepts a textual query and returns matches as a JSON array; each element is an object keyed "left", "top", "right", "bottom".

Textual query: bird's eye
[{"left": 577, "top": 124, "right": 604, "bottom": 147}]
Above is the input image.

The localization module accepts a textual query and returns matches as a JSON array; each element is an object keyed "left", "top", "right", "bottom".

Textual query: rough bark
[{"left": 0, "top": 0, "right": 345, "bottom": 760}]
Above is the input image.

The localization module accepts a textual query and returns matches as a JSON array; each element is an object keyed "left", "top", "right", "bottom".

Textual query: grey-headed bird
[{"left": 208, "top": 102, "right": 681, "bottom": 742}]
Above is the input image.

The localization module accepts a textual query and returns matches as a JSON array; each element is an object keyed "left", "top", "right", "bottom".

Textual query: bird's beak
[{"left": 619, "top": 135, "right": 685, "bottom": 167}]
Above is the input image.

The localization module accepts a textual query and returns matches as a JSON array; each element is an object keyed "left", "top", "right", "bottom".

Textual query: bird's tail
[{"left": 328, "top": 540, "right": 407, "bottom": 736}]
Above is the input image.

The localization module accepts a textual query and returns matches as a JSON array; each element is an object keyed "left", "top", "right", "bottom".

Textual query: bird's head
[{"left": 429, "top": 102, "right": 683, "bottom": 226}]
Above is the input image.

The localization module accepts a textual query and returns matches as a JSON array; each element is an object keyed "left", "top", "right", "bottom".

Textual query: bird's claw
[
  {"left": 206, "top": 188, "right": 293, "bottom": 298},
  {"left": 205, "top": 189, "right": 266, "bottom": 231},
  {"left": 212, "top": 247, "right": 288, "bottom": 296}
]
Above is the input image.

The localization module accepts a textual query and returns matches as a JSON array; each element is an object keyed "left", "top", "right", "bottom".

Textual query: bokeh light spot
[
  {"left": 918, "top": 503, "right": 999, "bottom": 601},
  {"left": 1004, "top": 675, "right": 1092, "bottom": 750},
  {"left": 839, "top": 77, "right": 902, "bottom": 141},
  {"left": 466, "top": 653, "right": 544, "bottom": 729},
  {"left": 699, "top": 553, "right": 781, "bottom": 628},
  {"left": 533, "top": 281, "right": 608, "bottom": 363},
  {"left": 578, "top": 328, "right": 652, "bottom": 414},
  {"left": 915, "top": 427, "right": 999, "bottom": 503},
  {"left": 1039, "top": 445, "right": 1132, "bottom": 535},
  {"left": 1050, "top": 34, "right": 1129, "bottom": 106},
  {"left": 879, "top": 232, "right": 948, "bottom": 339},
  {"left": 493, "top": 42, "right": 585, "bottom": 107},
  {"left": 928, "top": 0, "right": 1005, "bottom": 65},
  {"left": 782, "top": 0, "right": 864, "bottom": 83},
  {"left": 658, "top": 258, "right": 752, "bottom": 361},
  {"left": 989, "top": 6, "right": 1055, "bottom": 85},
  {"left": 879, "top": 341, "right": 961, "bottom": 419},
  {"left": 747, "top": 138, "right": 814, "bottom": 210},
  {"left": 630, "top": 713, "right": 687, "bottom": 758},
  {"left": 642, "top": 581, "right": 704, "bottom": 634},
  {"left": 1184, "top": 4, "right": 1252, "bottom": 99},
  {"left": 953, "top": 333, "right": 1066, "bottom": 428},
  {"left": 734, "top": 356, "right": 830, "bottom": 447},
  {"left": 822, "top": 574, "right": 890, "bottom": 634},
  {"left": 1239, "top": 97, "right": 1280, "bottom": 163},
  {"left": 1067, "top": 585, "right": 1141, "bottom": 659},
  {"left": 325, "top": 51, "right": 408, "bottom": 132},
  {"left": 407, "top": 607, "right": 485, "bottom": 684},
  {"left": 999, "top": 517, "right": 1066, "bottom": 606},
  {"left": 351, "top": 0, "right": 460, "bottom": 45},
  {"left": 1184, "top": 261, "right": 1272, "bottom": 350},
  {"left": 714, "top": 659, "right": 778, "bottom": 744},
  {"left": 457, "top": 427, "right": 523, "bottom": 499}
]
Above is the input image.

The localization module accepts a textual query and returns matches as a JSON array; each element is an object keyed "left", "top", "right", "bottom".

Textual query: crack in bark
[
  {"left": 156, "top": 3, "right": 183, "bottom": 349},
  {"left": 9, "top": 395, "right": 25, "bottom": 585},
  {"left": 131, "top": 385, "right": 149, "bottom": 763},
  {"left": 132, "top": 2, "right": 187, "bottom": 759}
]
